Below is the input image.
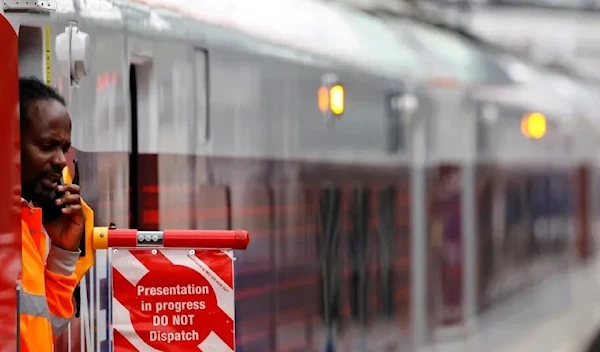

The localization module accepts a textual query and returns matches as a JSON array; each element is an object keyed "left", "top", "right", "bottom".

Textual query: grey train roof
[{"left": 52, "top": 0, "right": 426, "bottom": 80}]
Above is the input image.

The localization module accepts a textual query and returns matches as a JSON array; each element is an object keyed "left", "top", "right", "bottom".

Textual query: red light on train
[{"left": 97, "top": 71, "right": 118, "bottom": 92}]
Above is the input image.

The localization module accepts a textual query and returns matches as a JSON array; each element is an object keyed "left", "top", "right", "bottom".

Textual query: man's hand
[{"left": 45, "top": 184, "right": 85, "bottom": 252}]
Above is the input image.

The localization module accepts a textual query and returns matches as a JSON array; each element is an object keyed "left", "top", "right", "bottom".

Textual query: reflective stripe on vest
[{"left": 19, "top": 289, "right": 70, "bottom": 337}]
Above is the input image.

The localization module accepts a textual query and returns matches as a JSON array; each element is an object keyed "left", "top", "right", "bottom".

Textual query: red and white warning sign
[{"left": 110, "top": 248, "right": 235, "bottom": 352}]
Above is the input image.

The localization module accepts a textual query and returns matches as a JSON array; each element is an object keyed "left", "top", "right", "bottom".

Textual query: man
[{"left": 19, "top": 76, "right": 85, "bottom": 351}]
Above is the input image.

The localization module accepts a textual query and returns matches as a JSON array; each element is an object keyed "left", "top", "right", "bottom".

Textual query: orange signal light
[{"left": 318, "top": 86, "right": 329, "bottom": 113}]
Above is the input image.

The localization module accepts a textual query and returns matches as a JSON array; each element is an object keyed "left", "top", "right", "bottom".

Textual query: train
[{"left": 0, "top": 0, "right": 599, "bottom": 351}]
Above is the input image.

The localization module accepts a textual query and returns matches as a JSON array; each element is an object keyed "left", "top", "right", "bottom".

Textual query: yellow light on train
[
  {"left": 329, "top": 84, "right": 345, "bottom": 116},
  {"left": 318, "top": 86, "right": 329, "bottom": 113},
  {"left": 521, "top": 112, "right": 547, "bottom": 140}
]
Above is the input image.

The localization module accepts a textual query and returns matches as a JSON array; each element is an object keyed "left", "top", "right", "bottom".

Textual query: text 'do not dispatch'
[{"left": 110, "top": 249, "right": 235, "bottom": 352}]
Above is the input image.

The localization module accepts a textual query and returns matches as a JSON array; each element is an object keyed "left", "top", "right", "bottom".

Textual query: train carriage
[{"left": 0, "top": 0, "right": 598, "bottom": 351}]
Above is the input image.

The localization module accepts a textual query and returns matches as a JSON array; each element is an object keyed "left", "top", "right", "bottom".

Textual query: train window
[
  {"left": 378, "top": 186, "right": 396, "bottom": 317},
  {"left": 194, "top": 48, "right": 209, "bottom": 142},
  {"left": 316, "top": 186, "right": 342, "bottom": 322},
  {"left": 348, "top": 187, "right": 370, "bottom": 321},
  {"left": 18, "top": 26, "right": 44, "bottom": 79}
]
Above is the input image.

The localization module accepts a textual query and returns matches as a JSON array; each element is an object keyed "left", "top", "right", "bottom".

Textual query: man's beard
[
  {"left": 22, "top": 178, "right": 56, "bottom": 204},
  {"left": 22, "top": 177, "right": 64, "bottom": 224}
]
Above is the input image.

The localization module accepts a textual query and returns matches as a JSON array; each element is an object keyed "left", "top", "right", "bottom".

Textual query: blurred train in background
[{"left": 1, "top": 0, "right": 599, "bottom": 351}]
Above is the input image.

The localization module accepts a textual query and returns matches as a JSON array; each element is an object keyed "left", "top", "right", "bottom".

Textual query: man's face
[{"left": 21, "top": 99, "right": 71, "bottom": 204}]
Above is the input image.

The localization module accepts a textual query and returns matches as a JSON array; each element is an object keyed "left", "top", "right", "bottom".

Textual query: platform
[{"left": 427, "top": 256, "right": 600, "bottom": 352}]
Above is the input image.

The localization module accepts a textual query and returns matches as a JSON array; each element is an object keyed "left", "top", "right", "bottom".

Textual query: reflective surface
[
  {"left": 2, "top": 0, "right": 594, "bottom": 351},
  {"left": 476, "top": 166, "right": 573, "bottom": 313},
  {"left": 0, "top": 13, "right": 21, "bottom": 352}
]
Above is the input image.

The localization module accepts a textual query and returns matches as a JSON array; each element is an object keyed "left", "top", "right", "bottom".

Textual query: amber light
[
  {"left": 521, "top": 112, "right": 547, "bottom": 140},
  {"left": 329, "top": 84, "right": 344, "bottom": 116},
  {"left": 318, "top": 86, "right": 329, "bottom": 113}
]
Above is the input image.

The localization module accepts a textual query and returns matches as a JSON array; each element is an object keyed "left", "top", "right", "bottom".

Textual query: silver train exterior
[{"left": 4, "top": 0, "right": 599, "bottom": 351}]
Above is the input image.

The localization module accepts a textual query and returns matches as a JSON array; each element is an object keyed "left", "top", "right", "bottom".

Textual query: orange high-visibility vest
[
  {"left": 19, "top": 202, "right": 78, "bottom": 351},
  {"left": 19, "top": 166, "right": 95, "bottom": 351}
]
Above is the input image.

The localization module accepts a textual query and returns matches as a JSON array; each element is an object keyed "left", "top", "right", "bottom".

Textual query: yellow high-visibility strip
[{"left": 44, "top": 25, "right": 52, "bottom": 86}]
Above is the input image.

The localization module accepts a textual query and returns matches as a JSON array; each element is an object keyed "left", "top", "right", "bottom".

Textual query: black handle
[
  {"left": 72, "top": 158, "right": 84, "bottom": 318},
  {"left": 72, "top": 159, "right": 80, "bottom": 185}
]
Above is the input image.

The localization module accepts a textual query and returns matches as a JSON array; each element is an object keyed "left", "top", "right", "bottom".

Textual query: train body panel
[
  {"left": 2, "top": 0, "right": 598, "bottom": 350},
  {"left": 0, "top": 10, "right": 21, "bottom": 352}
]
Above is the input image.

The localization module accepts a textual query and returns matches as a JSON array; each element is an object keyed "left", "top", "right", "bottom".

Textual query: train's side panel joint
[{"left": 2, "top": 0, "right": 55, "bottom": 13}]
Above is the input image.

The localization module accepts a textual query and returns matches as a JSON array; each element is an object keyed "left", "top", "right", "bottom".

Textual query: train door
[
  {"left": 0, "top": 9, "right": 21, "bottom": 352},
  {"left": 9, "top": 3, "right": 100, "bottom": 348},
  {"left": 128, "top": 49, "right": 157, "bottom": 230},
  {"left": 14, "top": 13, "right": 59, "bottom": 352},
  {"left": 129, "top": 63, "right": 140, "bottom": 230}
]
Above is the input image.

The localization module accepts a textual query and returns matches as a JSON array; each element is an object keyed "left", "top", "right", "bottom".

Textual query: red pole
[
  {"left": 106, "top": 229, "right": 138, "bottom": 248},
  {"left": 162, "top": 229, "right": 250, "bottom": 249},
  {"left": 93, "top": 227, "right": 250, "bottom": 250}
]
